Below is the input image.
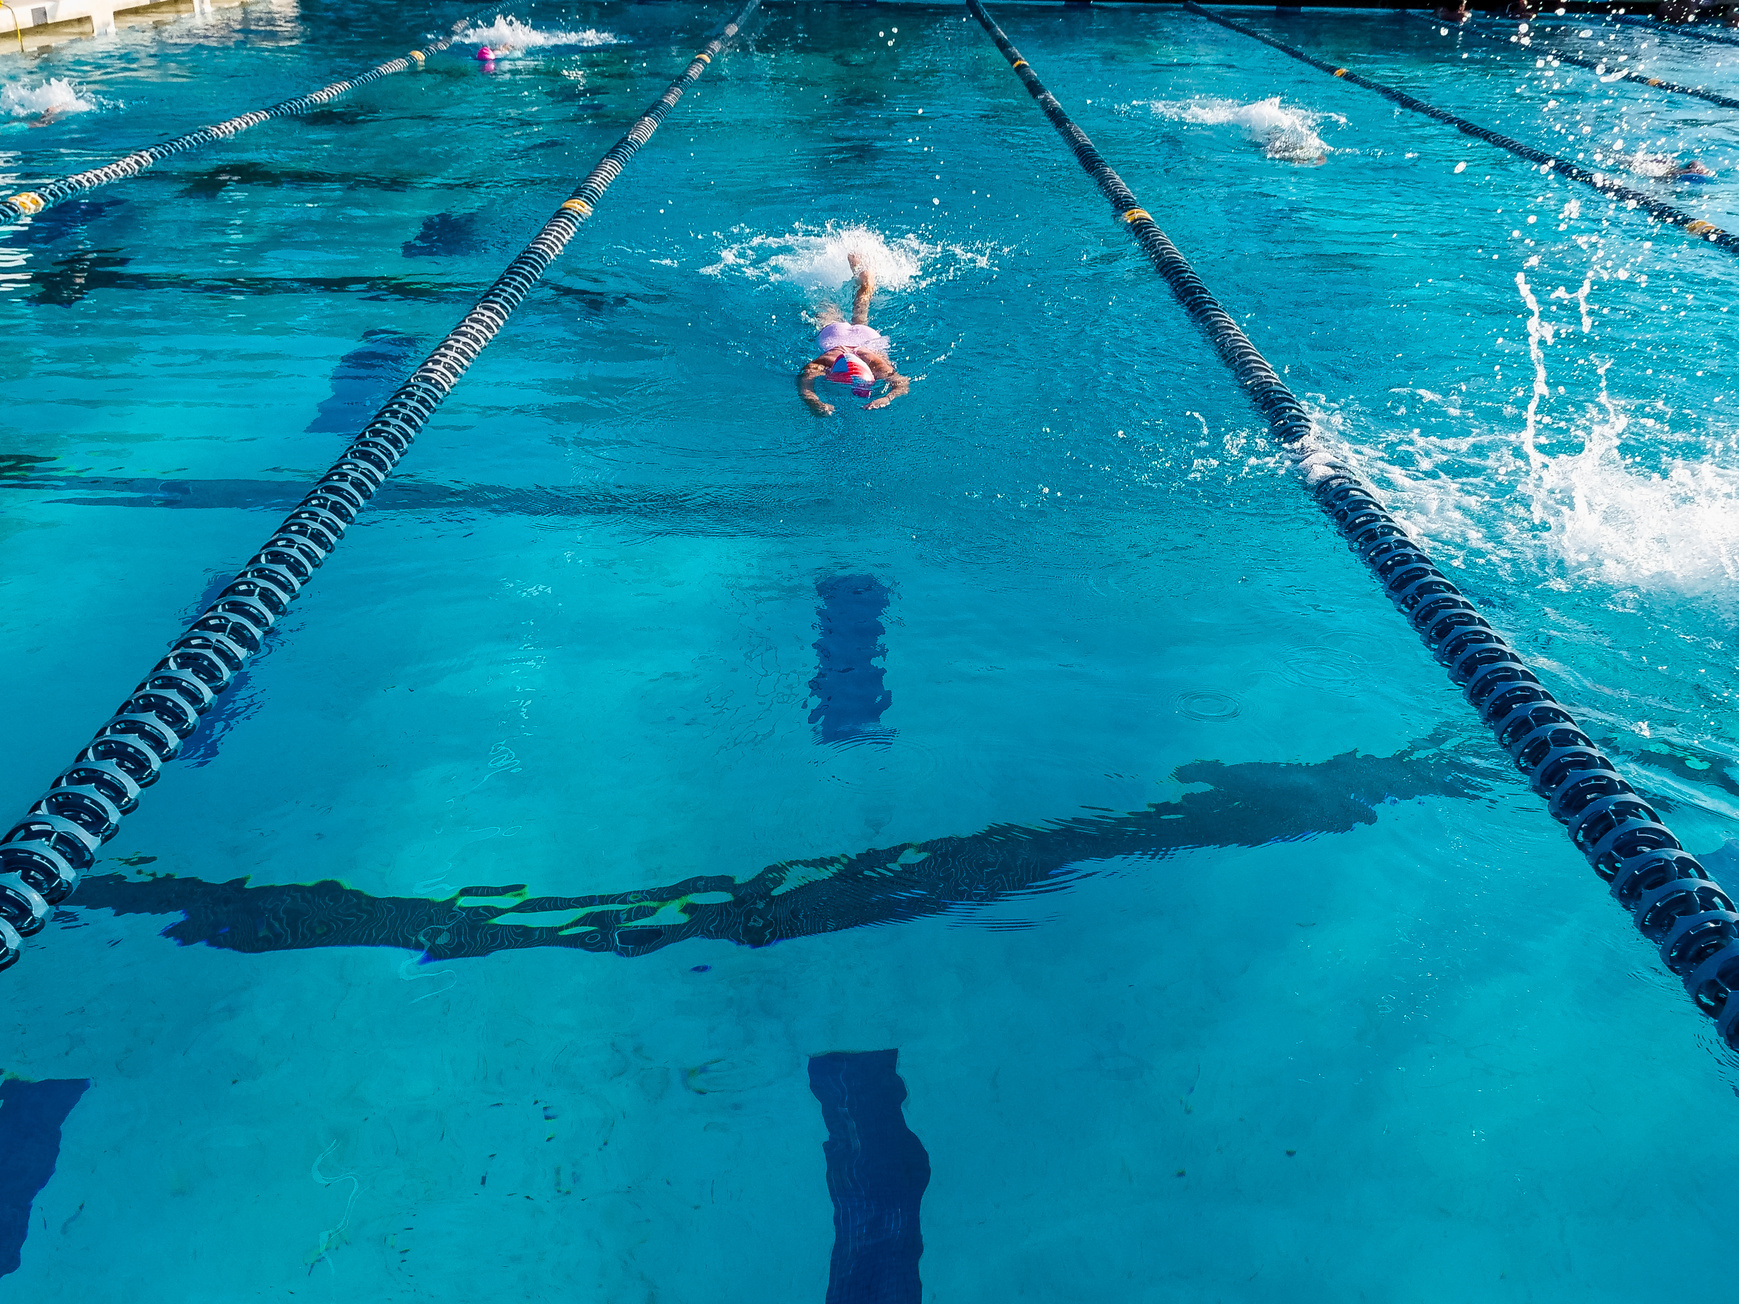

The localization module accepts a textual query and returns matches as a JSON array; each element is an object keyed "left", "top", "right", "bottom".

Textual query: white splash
[
  {"left": 1515, "top": 271, "right": 1554, "bottom": 496},
  {"left": 1304, "top": 370, "right": 1739, "bottom": 593},
  {"left": 1533, "top": 391, "right": 1739, "bottom": 588},
  {"left": 1, "top": 78, "right": 97, "bottom": 119},
  {"left": 703, "top": 223, "right": 995, "bottom": 294},
  {"left": 1619, "top": 151, "right": 1681, "bottom": 180},
  {"left": 459, "top": 16, "right": 621, "bottom": 50},
  {"left": 1130, "top": 95, "right": 1343, "bottom": 163},
  {"left": 1549, "top": 274, "right": 1594, "bottom": 333}
]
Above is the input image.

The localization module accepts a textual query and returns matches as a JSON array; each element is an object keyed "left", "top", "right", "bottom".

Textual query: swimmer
[
  {"left": 796, "top": 253, "right": 911, "bottom": 416},
  {"left": 475, "top": 44, "right": 513, "bottom": 62},
  {"left": 1625, "top": 152, "right": 1715, "bottom": 182}
]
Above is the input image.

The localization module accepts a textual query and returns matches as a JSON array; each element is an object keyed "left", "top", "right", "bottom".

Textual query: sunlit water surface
[{"left": 4, "top": 3, "right": 1739, "bottom": 1300}]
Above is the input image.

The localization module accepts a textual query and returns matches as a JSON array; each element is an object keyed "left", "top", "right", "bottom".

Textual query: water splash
[
  {"left": 2, "top": 79, "right": 98, "bottom": 119},
  {"left": 1619, "top": 151, "right": 1685, "bottom": 180},
  {"left": 1533, "top": 391, "right": 1739, "bottom": 588},
  {"left": 702, "top": 222, "right": 995, "bottom": 294},
  {"left": 1129, "top": 95, "right": 1342, "bottom": 163},
  {"left": 1549, "top": 273, "right": 1594, "bottom": 334},
  {"left": 1515, "top": 271, "right": 1555, "bottom": 498},
  {"left": 458, "top": 16, "right": 621, "bottom": 50},
  {"left": 1305, "top": 367, "right": 1739, "bottom": 593}
]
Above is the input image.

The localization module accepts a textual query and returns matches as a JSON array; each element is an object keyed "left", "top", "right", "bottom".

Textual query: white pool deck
[{"left": 0, "top": 0, "right": 242, "bottom": 53}]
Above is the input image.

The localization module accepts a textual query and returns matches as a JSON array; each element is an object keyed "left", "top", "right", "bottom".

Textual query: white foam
[
  {"left": 1, "top": 78, "right": 97, "bottom": 119},
  {"left": 1301, "top": 344, "right": 1739, "bottom": 594},
  {"left": 1131, "top": 95, "right": 1343, "bottom": 163},
  {"left": 702, "top": 223, "right": 995, "bottom": 295},
  {"left": 1620, "top": 151, "right": 1682, "bottom": 180},
  {"left": 1514, "top": 271, "right": 1554, "bottom": 488},
  {"left": 1532, "top": 407, "right": 1739, "bottom": 589},
  {"left": 459, "top": 16, "right": 621, "bottom": 50}
]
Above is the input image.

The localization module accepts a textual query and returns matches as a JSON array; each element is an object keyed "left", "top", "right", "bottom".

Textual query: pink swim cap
[
  {"left": 828, "top": 351, "right": 876, "bottom": 398},
  {"left": 475, "top": 45, "right": 494, "bottom": 61}
]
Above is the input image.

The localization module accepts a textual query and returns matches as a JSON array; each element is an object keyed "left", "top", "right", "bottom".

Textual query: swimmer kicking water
[{"left": 796, "top": 253, "right": 911, "bottom": 416}]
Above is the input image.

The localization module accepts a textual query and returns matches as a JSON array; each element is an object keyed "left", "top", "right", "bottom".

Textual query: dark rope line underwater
[
  {"left": 969, "top": 0, "right": 1739, "bottom": 1048},
  {"left": 65, "top": 727, "right": 1739, "bottom": 965},
  {"left": 0, "top": 6, "right": 502, "bottom": 223},
  {"left": 1184, "top": 2, "right": 1739, "bottom": 253},
  {"left": 0, "top": 0, "right": 766, "bottom": 973},
  {"left": 73, "top": 745, "right": 1482, "bottom": 962},
  {"left": 12, "top": 252, "right": 675, "bottom": 308}
]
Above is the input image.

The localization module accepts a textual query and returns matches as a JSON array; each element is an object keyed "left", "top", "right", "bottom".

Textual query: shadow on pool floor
[{"left": 71, "top": 740, "right": 1488, "bottom": 963}]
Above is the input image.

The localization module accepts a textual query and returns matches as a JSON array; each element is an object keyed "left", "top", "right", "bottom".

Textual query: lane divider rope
[
  {"left": 968, "top": 0, "right": 1739, "bottom": 1049},
  {"left": 0, "top": 0, "right": 764, "bottom": 972},
  {"left": 1454, "top": 15, "right": 1739, "bottom": 112},
  {"left": 0, "top": 7, "right": 497, "bottom": 224},
  {"left": 1183, "top": 2, "right": 1739, "bottom": 253}
]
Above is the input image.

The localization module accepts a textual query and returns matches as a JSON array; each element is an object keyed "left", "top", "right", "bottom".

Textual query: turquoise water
[{"left": 5, "top": 2, "right": 1739, "bottom": 1298}]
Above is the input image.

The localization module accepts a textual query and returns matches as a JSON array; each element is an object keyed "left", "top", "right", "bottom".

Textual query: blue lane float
[
  {"left": 0, "top": 8, "right": 494, "bottom": 224},
  {"left": 967, "top": 0, "right": 1739, "bottom": 1048},
  {"left": 168, "top": 572, "right": 270, "bottom": 769},
  {"left": 0, "top": 0, "right": 766, "bottom": 973},
  {"left": 1184, "top": 3, "right": 1739, "bottom": 254}
]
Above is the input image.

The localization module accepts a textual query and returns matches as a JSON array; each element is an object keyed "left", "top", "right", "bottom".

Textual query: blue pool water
[{"left": 6, "top": 2, "right": 1739, "bottom": 1297}]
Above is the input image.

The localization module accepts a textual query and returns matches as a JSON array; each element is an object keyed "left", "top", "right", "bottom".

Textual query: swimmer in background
[
  {"left": 797, "top": 253, "right": 911, "bottom": 416},
  {"left": 1625, "top": 151, "right": 1716, "bottom": 182}
]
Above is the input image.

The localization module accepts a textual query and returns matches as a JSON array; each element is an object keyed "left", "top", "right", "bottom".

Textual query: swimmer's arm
[
  {"left": 797, "top": 358, "right": 833, "bottom": 416},
  {"left": 864, "top": 357, "right": 910, "bottom": 411}
]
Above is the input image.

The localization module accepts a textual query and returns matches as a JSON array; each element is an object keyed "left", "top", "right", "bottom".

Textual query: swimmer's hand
[
  {"left": 797, "top": 358, "right": 834, "bottom": 416},
  {"left": 863, "top": 369, "right": 910, "bottom": 411}
]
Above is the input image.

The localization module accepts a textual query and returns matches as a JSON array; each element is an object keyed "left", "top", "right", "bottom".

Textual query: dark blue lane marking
[
  {"left": 0, "top": 1077, "right": 91, "bottom": 1278},
  {"left": 401, "top": 211, "right": 486, "bottom": 259},
  {"left": 305, "top": 328, "right": 422, "bottom": 434},
  {"left": 808, "top": 575, "right": 893, "bottom": 745},
  {"left": 809, "top": 1051, "right": 929, "bottom": 1304}
]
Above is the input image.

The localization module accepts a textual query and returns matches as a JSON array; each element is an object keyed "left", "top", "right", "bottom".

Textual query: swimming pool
[{"left": 6, "top": 1, "right": 1739, "bottom": 1297}]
